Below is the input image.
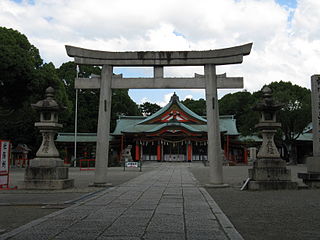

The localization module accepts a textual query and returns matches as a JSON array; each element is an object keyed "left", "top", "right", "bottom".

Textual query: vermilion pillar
[
  {"left": 135, "top": 143, "right": 140, "bottom": 161},
  {"left": 226, "top": 135, "right": 230, "bottom": 161},
  {"left": 119, "top": 135, "right": 124, "bottom": 162},
  {"left": 187, "top": 143, "right": 192, "bottom": 162},
  {"left": 244, "top": 147, "right": 248, "bottom": 164},
  {"left": 157, "top": 143, "right": 161, "bottom": 161}
]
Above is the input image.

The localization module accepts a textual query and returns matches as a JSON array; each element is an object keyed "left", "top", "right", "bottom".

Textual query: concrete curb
[{"left": 199, "top": 187, "right": 244, "bottom": 240}]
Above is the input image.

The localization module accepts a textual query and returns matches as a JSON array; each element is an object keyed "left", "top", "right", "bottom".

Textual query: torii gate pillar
[
  {"left": 91, "top": 65, "right": 112, "bottom": 186},
  {"left": 205, "top": 64, "right": 225, "bottom": 186}
]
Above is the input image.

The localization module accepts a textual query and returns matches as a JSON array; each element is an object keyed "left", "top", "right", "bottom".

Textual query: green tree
[
  {"left": 268, "top": 81, "right": 311, "bottom": 163},
  {"left": 139, "top": 102, "right": 161, "bottom": 116},
  {"left": 57, "top": 62, "right": 141, "bottom": 132},
  {"left": 0, "top": 27, "right": 71, "bottom": 155},
  {"left": 181, "top": 98, "right": 206, "bottom": 116},
  {"left": 0, "top": 27, "right": 42, "bottom": 110},
  {"left": 57, "top": 62, "right": 101, "bottom": 132},
  {"left": 111, "top": 89, "right": 141, "bottom": 131},
  {"left": 218, "top": 82, "right": 312, "bottom": 163},
  {"left": 219, "top": 91, "right": 260, "bottom": 135}
]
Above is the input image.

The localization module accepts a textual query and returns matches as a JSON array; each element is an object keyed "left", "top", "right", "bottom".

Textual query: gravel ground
[{"left": 190, "top": 164, "right": 320, "bottom": 240}]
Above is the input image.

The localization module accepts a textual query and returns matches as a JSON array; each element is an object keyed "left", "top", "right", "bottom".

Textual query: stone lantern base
[
  {"left": 247, "top": 158, "right": 298, "bottom": 190},
  {"left": 20, "top": 158, "right": 74, "bottom": 190},
  {"left": 298, "top": 156, "right": 320, "bottom": 188}
]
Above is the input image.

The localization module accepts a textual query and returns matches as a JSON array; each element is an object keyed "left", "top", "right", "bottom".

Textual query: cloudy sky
[{"left": 1, "top": 0, "right": 319, "bottom": 106}]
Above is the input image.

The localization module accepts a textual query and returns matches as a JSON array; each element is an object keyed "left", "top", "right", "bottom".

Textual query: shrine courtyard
[{"left": 1, "top": 162, "right": 320, "bottom": 240}]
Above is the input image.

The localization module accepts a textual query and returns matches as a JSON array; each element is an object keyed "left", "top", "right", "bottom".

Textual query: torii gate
[{"left": 66, "top": 43, "right": 252, "bottom": 187}]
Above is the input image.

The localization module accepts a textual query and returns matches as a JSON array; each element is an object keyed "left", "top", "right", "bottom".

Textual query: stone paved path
[{"left": 1, "top": 163, "right": 243, "bottom": 240}]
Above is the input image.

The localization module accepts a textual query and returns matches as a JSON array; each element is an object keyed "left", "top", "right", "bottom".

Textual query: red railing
[
  {"left": 15, "top": 158, "right": 29, "bottom": 168},
  {"left": 79, "top": 158, "right": 95, "bottom": 171}
]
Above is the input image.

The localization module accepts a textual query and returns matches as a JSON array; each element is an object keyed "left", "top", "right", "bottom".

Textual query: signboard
[
  {"left": 126, "top": 162, "right": 139, "bottom": 168},
  {"left": 0, "top": 140, "right": 11, "bottom": 188},
  {"left": 311, "top": 75, "right": 320, "bottom": 156}
]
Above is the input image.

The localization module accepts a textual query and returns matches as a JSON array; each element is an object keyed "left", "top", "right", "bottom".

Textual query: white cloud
[
  {"left": 157, "top": 93, "right": 174, "bottom": 107},
  {"left": 184, "top": 95, "right": 193, "bottom": 100},
  {"left": 139, "top": 97, "right": 148, "bottom": 104},
  {"left": 1, "top": 0, "right": 319, "bottom": 100}
]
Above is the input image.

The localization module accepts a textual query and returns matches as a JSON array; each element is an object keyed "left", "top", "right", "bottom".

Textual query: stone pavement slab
[{"left": 1, "top": 163, "right": 243, "bottom": 240}]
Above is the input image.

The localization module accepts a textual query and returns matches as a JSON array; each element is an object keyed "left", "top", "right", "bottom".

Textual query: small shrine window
[
  {"left": 264, "top": 112, "right": 273, "bottom": 121},
  {"left": 43, "top": 112, "right": 51, "bottom": 121}
]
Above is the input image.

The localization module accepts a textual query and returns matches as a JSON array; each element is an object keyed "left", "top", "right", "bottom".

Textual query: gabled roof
[
  {"left": 112, "top": 94, "right": 239, "bottom": 136},
  {"left": 12, "top": 144, "right": 31, "bottom": 153},
  {"left": 138, "top": 93, "right": 206, "bottom": 124}
]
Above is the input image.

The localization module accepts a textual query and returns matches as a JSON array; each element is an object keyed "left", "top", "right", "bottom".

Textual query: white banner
[
  {"left": 0, "top": 175, "right": 7, "bottom": 185},
  {"left": 0, "top": 141, "right": 10, "bottom": 173}
]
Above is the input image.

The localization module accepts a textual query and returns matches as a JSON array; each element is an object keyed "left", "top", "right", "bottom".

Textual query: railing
[
  {"left": 79, "top": 158, "right": 95, "bottom": 171},
  {"left": 15, "top": 158, "right": 29, "bottom": 168}
]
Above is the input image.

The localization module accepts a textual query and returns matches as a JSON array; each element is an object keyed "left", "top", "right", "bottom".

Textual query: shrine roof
[
  {"left": 55, "top": 133, "right": 113, "bottom": 142},
  {"left": 295, "top": 122, "right": 313, "bottom": 142},
  {"left": 112, "top": 94, "right": 239, "bottom": 136},
  {"left": 296, "top": 133, "right": 312, "bottom": 142},
  {"left": 137, "top": 93, "right": 207, "bottom": 124},
  {"left": 113, "top": 116, "right": 238, "bottom": 135},
  {"left": 119, "top": 122, "right": 208, "bottom": 134}
]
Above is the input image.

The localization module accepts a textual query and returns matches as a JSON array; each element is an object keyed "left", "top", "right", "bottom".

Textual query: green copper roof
[
  {"left": 112, "top": 116, "right": 147, "bottom": 135},
  {"left": 112, "top": 93, "right": 239, "bottom": 136},
  {"left": 219, "top": 115, "right": 239, "bottom": 135},
  {"left": 113, "top": 116, "right": 238, "bottom": 135},
  {"left": 296, "top": 133, "right": 312, "bottom": 141},
  {"left": 296, "top": 122, "right": 313, "bottom": 141},
  {"left": 112, "top": 93, "right": 240, "bottom": 136},
  {"left": 56, "top": 133, "right": 97, "bottom": 142},
  {"left": 56, "top": 133, "right": 114, "bottom": 142}
]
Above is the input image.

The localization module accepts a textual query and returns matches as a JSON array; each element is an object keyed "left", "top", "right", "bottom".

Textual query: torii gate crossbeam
[{"left": 66, "top": 43, "right": 252, "bottom": 187}]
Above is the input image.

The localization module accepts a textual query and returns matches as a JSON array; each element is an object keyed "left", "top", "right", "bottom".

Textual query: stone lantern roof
[
  {"left": 31, "top": 87, "right": 65, "bottom": 112},
  {"left": 253, "top": 86, "right": 283, "bottom": 112}
]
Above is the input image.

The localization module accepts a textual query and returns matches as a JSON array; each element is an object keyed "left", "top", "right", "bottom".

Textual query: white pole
[{"left": 74, "top": 65, "right": 79, "bottom": 167}]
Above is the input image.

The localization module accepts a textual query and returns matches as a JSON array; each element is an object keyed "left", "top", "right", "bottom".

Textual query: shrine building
[
  {"left": 112, "top": 93, "right": 242, "bottom": 163},
  {"left": 56, "top": 93, "right": 250, "bottom": 164}
]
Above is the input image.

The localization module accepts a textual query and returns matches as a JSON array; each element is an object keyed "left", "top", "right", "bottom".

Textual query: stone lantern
[
  {"left": 22, "top": 87, "right": 74, "bottom": 189},
  {"left": 247, "top": 86, "right": 297, "bottom": 190},
  {"left": 254, "top": 86, "right": 282, "bottom": 159}
]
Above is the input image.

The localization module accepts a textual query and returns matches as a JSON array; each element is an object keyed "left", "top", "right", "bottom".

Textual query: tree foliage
[
  {"left": 218, "top": 82, "right": 312, "bottom": 162},
  {"left": 268, "top": 81, "right": 311, "bottom": 162},
  {"left": 139, "top": 102, "right": 161, "bottom": 116},
  {"left": 0, "top": 27, "right": 42, "bottom": 109},
  {"left": 181, "top": 98, "right": 206, "bottom": 116},
  {"left": 57, "top": 62, "right": 101, "bottom": 132},
  {"left": 219, "top": 91, "right": 260, "bottom": 135},
  {"left": 0, "top": 28, "right": 71, "bottom": 154},
  {"left": 268, "top": 81, "right": 311, "bottom": 141},
  {"left": 57, "top": 62, "right": 141, "bottom": 132},
  {"left": 111, "top": 89, "right": 141, "bottom": 131}
]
